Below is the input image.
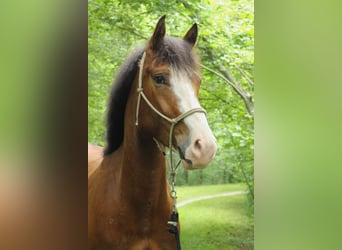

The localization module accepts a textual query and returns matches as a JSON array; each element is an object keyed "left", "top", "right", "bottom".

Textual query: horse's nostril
[{"left": 194, "top": 139, "right": 202, "bottom": 150}]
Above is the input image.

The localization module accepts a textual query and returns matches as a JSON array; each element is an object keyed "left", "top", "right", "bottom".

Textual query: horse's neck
[
  {"left": 112, "top": 78, "right": 171, "bottom": 211},
  {"left": 121, "top": 135, "right": 166, "bottom": 193},
  {"left": 119, "top": 134, "right": 169, "bottom": 205}
]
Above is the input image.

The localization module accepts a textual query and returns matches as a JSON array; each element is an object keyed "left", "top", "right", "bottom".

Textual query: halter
[
  {"left": 135, "top": 51, "right": 206, "bottom": 249},
  {"left": 135, "top": 52, "right": 206, "bottom": 175}
]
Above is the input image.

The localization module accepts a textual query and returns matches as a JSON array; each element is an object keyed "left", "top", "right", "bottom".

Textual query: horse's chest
[
  {"left": 92, "top": 215, "right": 176, "bottom": 250},
  {"left": 129, "top": 238, "right": 175, "bottom": 250},
  {"left": 94, "top": 234, "right": 175, "bottom": 250}
]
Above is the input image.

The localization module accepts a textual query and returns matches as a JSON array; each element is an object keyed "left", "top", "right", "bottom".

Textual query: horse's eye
[{"left": 153, "top": 74, "right": 167, "bottom": 85}]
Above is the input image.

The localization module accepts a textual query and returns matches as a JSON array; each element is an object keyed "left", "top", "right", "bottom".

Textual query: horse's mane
[
  {"left": 104, "top": 37, "right": 199, "bottom": 155},
  {"left": 104, "top": 47, "right": 144, "bottom": 155}
]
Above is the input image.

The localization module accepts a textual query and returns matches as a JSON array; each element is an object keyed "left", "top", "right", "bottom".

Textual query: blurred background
[{"left": 0, "top": 0, "right": 87, "bottom": 249}]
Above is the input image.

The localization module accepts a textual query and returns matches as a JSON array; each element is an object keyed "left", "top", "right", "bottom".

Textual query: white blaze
[{"left": 169, "top": 68, "right": 217, "bottom": 168}]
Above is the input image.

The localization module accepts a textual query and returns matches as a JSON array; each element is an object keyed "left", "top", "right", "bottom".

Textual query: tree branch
[
  {"left": 233, "top": 64, "right": 254, "bottom": 88},
  {"left": 201, "top": 36, "right": 254, "bottom": 117},
  {"left": 201, "top": 63, "right": 254, "bottom": 117}
]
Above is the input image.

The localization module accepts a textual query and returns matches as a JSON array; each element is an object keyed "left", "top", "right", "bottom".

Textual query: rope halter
[{"left": 135, "top": 51, "right": 206, "bottom": 210}]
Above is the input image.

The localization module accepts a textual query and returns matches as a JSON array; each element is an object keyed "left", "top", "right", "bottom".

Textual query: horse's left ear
[
  {"left": 149, "top": 15, "right": 166, "bottom": 51},
  {"left": 183, "top": 23, "right": 198, "bottom": 47}
]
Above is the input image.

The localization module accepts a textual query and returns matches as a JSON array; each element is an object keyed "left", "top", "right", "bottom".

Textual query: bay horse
[{"left": 88, "top": 16, "right": 217, "bottom": 250}]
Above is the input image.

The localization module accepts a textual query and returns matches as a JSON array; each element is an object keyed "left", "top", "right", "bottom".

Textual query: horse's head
[{"left": 136, "top": 16, "right": 216, "bottom": 169}]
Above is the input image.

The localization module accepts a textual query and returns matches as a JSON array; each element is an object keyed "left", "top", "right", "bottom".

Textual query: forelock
[{"left": 153, "top": 37, "right": 200, "bottom": 76}]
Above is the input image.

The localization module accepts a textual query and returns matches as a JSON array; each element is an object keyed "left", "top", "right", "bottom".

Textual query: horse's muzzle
[{"left": 179, "top": 136, "right": 217, "bottom": 170}]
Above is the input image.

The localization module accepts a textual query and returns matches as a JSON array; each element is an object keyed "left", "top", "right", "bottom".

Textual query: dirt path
[{"left": 177, "top": 190, "right": 248, "bottom": 208}]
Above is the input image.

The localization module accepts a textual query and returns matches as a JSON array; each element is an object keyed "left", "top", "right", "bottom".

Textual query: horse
[{"left": 88, "top": 15, "right": 217, "bottom": 250}]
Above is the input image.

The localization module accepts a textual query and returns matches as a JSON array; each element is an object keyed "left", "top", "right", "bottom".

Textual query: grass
[{"left": 176, "top": 184, "right": 254, "bottom": 250}]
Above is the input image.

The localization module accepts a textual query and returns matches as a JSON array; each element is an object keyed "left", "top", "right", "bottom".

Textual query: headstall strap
[
  {"left": 135, "top": 52, "right": 146, "bottom": 126},
  {"left": 136, "top": 51, "right": 206, "bottom": 250}
]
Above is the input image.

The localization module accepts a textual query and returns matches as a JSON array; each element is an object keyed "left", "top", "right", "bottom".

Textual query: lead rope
[{"left": 136, "top": 52, "right": 206, "bottom": 250}]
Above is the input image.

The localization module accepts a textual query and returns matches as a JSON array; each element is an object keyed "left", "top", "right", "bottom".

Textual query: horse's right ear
[{"left": 149, "top": 15, "right": 166, "bottom": 51}]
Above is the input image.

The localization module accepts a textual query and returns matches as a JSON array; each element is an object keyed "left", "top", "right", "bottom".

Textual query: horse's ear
[
  {"left": 183, "top": 23, "right": 198, "bottom": 47},
  {"left": 149, "top": 15, "right": 166, "bottom": 51}
]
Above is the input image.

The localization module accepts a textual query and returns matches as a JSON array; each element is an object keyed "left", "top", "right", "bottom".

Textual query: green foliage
[{"left": 88, "top": 0, "right": 254, "bottom": 208}]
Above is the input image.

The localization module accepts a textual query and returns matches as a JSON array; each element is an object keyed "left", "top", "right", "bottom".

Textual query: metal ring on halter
[{"left": 170, "top": 190, "right": 177, "bottom": 199}]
